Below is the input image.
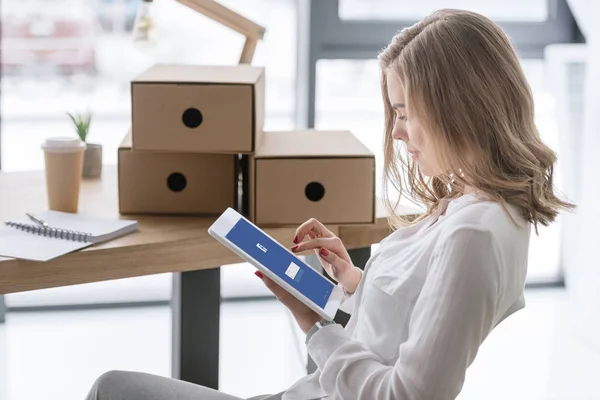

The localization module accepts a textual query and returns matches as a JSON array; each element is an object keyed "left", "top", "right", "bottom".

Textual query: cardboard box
[
  {"left": 118, "top": 132, "right": 238, "bottom": 215},
  {"left": 248, "top": 130, "right": 375, "bottom": 226},
  {"left": 131, "top": 64, "right": 265, "bottom": 154}
]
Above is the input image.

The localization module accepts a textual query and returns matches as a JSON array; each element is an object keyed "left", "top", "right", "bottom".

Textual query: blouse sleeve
[
  {"left": 337, "top": 266, "right": 364, "bottom": 314},
  {"left": 306, "top": 227, "right": 503, "bottom": 399}
]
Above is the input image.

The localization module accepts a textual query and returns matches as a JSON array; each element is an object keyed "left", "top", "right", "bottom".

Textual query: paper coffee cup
[{"left": 42, "top": 137, "right": 86, "bottom": 213}]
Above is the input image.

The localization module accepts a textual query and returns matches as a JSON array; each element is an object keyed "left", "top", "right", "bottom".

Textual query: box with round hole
[
  {"left": 130, "top": 64, "right": 265, "bottom": 154},
  {"left": 118, "top": 131, "right": 238, "bottom": 215},
  {"left": 247, "top": 130, "right": 376, "bottom": 226}
]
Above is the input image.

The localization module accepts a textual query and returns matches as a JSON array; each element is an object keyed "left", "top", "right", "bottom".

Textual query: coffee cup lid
[{"left": 41, "top": 137, "right": 86, "bottom": 153}]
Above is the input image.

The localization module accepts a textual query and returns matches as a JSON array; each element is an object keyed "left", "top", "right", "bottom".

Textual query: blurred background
[{"left": 0, "top": 0, "right": 599, "bottom": 399}]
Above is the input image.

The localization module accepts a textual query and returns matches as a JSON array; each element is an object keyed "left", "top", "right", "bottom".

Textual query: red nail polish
[
  {"left": 320, "top": 248, "right": 328, "bottom": 257},
  {"left": 291, "top": 245, "right": 298, "bottom": 252},
  {"left": 254, "top": 271, "right": 263, "bottom": 279},
  {"left": 293, "top": 236, "right": 298, "bottom": 244}
]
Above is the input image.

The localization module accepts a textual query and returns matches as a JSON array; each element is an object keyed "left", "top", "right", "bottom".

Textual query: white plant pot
[{"left": 83, "top": 143, "right": 102, "bottom": 179}]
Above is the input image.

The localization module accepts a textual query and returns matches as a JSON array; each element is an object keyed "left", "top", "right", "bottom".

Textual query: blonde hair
[{"left": 378, "top": 9, "right": 574, "bottom": 233}]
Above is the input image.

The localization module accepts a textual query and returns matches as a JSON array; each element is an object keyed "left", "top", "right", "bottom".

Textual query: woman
[{"left": 86, "top": 9, "right": 573, "bottom": 400}]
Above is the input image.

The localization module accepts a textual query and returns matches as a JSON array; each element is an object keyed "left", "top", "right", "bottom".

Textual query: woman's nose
[{"left": 392, "top": 125, "right": 408, "bottom": 141}]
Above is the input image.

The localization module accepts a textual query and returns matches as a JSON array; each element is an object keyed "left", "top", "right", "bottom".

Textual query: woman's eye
[{"left": 397, "top": 115, "right": 407, "bottom": 122}]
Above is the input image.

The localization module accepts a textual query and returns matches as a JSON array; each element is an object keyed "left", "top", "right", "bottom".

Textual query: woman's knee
[{"left": 86, "top": 370, "right": 132, "bottom": 400}]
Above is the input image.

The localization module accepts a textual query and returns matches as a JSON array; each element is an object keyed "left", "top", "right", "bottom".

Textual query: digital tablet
[{"left": 208, "top": 207, "right": 343, "bottom": 320}]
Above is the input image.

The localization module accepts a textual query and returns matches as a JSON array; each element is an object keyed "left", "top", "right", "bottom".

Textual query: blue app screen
[{"left": 226, "top": 218, "right": 334, "bottom": 309}]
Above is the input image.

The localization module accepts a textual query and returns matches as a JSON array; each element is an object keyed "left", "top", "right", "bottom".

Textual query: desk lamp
[{"left": 133, "top": 0, "right": 266, "bottom": 64}]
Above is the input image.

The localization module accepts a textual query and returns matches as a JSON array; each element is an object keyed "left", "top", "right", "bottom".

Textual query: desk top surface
[{"left": 0, "top": 166, "right": 419, "bottom": 294}]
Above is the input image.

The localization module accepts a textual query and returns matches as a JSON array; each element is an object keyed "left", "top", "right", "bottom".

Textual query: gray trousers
[{"left": 85, "top": 370, "right": 283, "bottom": 400}]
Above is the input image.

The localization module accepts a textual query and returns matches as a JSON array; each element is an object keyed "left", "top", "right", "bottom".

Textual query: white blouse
[{"left": 282, "top": 193, "right": 531, "bottom": 400}]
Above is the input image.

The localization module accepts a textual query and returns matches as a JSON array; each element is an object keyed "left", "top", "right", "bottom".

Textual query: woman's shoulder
[
  {"left": 435, "top": 196, "right": 531, "bottom": 255},
  {"left": 444, "top": 195, "right": 528, "bottom": 232},
  {"left": 432, "top": 197, "right": 531, "bottom": 312}
]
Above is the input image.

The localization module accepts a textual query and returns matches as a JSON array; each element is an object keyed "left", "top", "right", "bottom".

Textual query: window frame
[
  {"left": 294, "top": 0, "right": 583, "bottom": 287},
  {"left": 295, "top": 0, "right": 583, "bottom": 129}
]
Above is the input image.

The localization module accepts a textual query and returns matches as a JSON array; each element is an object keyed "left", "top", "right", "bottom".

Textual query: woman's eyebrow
[{"left": 392, "top": 103, "right": 405, "bottom": 109}]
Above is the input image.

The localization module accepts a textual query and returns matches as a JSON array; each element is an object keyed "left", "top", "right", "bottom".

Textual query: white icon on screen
[
  {"left": 256, "top": 243, "right": 267, "bottom": 253},
  {"left": 285, "top": 262, "right": 300, "bottom": 280}
]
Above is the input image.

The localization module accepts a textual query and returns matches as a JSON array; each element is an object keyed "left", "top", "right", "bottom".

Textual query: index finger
[{"left": 294, "top": 218, "right": 335, "bottom": 244}]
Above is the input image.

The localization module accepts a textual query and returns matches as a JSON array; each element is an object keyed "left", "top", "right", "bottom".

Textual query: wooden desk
[{"left": 0, "top": 166, "right": 415, "bottom": 389}]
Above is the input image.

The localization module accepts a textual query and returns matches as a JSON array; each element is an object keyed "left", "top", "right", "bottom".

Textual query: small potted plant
[{"left": 67, "top": 111, "right": 102, "bottom": 179}]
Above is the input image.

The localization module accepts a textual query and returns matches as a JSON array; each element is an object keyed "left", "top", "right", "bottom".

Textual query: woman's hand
[
  {"left": 255, "top": 271, "right": 321, "bottom": 334},
  {"left": 291, "top": 218, "right": 362, "bottom": 295}
]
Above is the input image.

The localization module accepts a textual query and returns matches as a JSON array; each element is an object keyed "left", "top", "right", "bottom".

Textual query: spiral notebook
[{"left": 0, "top": 211, "right": 139, "bottom": 262}]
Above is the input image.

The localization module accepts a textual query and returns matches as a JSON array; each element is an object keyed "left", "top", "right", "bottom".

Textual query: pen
[{"left": 26, "top": 213, "right": 49, "bottom": 229}]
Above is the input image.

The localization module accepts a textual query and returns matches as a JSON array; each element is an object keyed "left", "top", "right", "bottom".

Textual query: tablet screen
[{"left": 226, "top": 218, "right": 335, "bottom": 308}]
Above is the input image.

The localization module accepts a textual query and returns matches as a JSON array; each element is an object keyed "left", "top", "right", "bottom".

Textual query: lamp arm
[{"left": 174, "top": 0, "right": 266, "bottom": 64}]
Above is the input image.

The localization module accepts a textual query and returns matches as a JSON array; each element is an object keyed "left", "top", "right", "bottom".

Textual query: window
[
  {"left": 1, "top": 0, "right": 296, "bottom": 172},
  {"left": 338, "top": 0, "right": 549, "bottom": 21},
  {"left": 304, "top": 0, "right": 579, "bottom": 284}
]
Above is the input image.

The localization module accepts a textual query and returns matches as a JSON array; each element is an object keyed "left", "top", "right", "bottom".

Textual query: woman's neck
[{"left": 463, "top": 185, "right": 477, "bottom": 194}]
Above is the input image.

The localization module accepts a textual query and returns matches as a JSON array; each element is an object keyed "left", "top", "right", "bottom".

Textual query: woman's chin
[{"left": 418, "top": 164, "right": 433, "bottom": 177}]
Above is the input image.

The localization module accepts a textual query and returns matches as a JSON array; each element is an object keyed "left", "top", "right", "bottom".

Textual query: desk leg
[
  {"left": 305, "top": 246, "right": 371, "bottom": 374},
  {"left": 0, "top": 295, "right": 5, "bottom": 323},
  {"left": 171, "top": 268, "right": 220, "bottom": 390}
]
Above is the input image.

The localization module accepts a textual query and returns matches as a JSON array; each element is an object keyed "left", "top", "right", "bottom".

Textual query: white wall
[{"left": 564, "top": 0, "right": 600, "bottom": 352}]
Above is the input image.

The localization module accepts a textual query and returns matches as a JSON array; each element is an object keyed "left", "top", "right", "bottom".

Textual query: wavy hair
[{"left": 378, "top": 9, "right": 574, "bottom": 233}]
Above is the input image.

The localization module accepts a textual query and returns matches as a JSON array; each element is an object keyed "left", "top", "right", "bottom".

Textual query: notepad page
[
  {"left": 11, "top": 211, "right": 139, "bottom": 244},
  {"left": 0, "top": 225, "right": 91, "bottom": 262}
]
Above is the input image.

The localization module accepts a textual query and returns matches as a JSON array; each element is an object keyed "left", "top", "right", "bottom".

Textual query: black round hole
[
  {"left": 167, "top": 172, "right": 187, "bottom": 192},
  {"left": 305, "top": 182, "right": 325, "bottom": 202},
  {"left": 182, "top": 108, "right": 203, "bottom": 128}
]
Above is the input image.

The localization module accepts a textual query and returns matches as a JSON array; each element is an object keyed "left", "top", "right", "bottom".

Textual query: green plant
[{"left": 67, "top": 111, "right": 92, "bottom": 142}]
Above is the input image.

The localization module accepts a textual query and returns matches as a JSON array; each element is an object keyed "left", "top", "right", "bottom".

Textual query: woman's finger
[
  {"left": 316, "top": 247, "right": 353, "bottom": 278},
  {"left": 292, "top": 236, "right": 345, "bottom": 256},
  {"left": 293, "top": 218, "right": 335, "bottom": 244}
]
